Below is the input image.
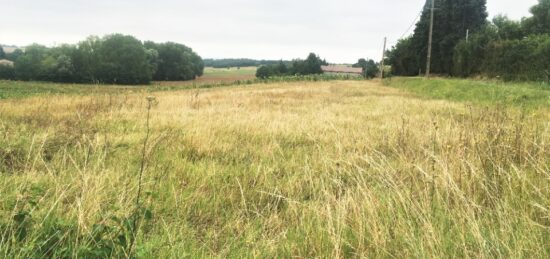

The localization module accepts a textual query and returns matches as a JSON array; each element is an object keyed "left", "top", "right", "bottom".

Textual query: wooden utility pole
[
  {"left": 426, "top": 0, "right": 435, "bottom": 77},
  {"left": 380, "top": 37, "right": 387, "bottom": 79}
]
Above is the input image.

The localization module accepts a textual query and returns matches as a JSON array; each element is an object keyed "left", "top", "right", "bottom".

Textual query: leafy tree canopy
[
  {"left": 389, "top": 0, "right": 488, "bottom": 75},
  {"left": 2, "top": 34, "right": 203, "bottom": 84}
]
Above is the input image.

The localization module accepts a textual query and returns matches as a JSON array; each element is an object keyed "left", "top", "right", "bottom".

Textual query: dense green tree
[
  {"left": 191, "top": 53, "right": 204, "bottom": 77},
  {"left": 145, "top": 48, "right": 159, "bottom": 77},
  {"left": 387, "top": 37, "right": 421, "bottom": 76},
  {"left": 277, "top": 60, "right": 288, "bottom": 75},
  {"left": 14, "top": 44, "right": 49, "bottom": 81},
  {"left": 452, "top": 0, "right": 550, "bottom": 81},
  {"left": 483, "top": 35, "right": 550, "bottom": 81},
  {"left": 15, "top": 44, "right": 78, "bottom": 82},
  {"left": 0, "top": 47, "right": 5, "bottom": 59},
  {"left": 353, "top": 58, "right": 380, "bottom": 78},
  {"left": 522, "top": 0, "right": 550, "bottom": 35},
  {"left": 256, "top": 65, "right": 272, "bottom": 79},
  {"left": 364, "top": 60, "right": 380, "bottom": 79},
  {"left": 256, "top": 53, "right": 327, "bottom": 78},
  {"left": 389, "top": 0, "right": 488, "bottom": 75},
  {"left": 0, "top": 65, "right": 15, "bottom": 80},
  {"left": 95, "top": 34, "right": 152, "bottom": 84},
  {"left": 493, "top": 15, "right": 525, "bottom": 40},
  {"left": 145, "top": 42, "right": 203, "bottom": 81},
  {"left": 256, "top": 61, "right": 289, "bottom": 78},
  {"left": 71, "top": 36, "right": 102, "bottom": 83},
  {"left": 7, "top": 34, "right": 202, "bottom": 85},
  {"left": 6, "top": 49, "right": 24, "bottom": 62},
  {"left": 453, "top": 25, "right": 498, "bottom": 77},
  {"left": 352, "top": 59, "right": 368, "bottom": 69},
  {"left": 288, "top": 53, "right": 326, "bottom": 75},
  {"left": 303, "top": 53, "right": 325, "bottom": 74},
  {"left": 48, "top": 45, "right": 77, "bottom": 82}
]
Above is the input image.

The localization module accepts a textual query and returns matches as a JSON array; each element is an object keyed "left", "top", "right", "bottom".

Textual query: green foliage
[
  {"left": 96, "top": 34, "right": 152, "bottom": 85},
  {"left": 299, "top": 53, "right": 326, "bottom": 75},
  {"left": 452, "top": 1, "right": 550, "bottom": 81},
  {"left": 5, "top": 49, "right": 23, "bottom": 62},
  {"left": 391, "top": 0, "right": 550, "bottom": 82},
  {"left": 10, "top": 34, "right": 203, "bottom": 85},
  {"left": 484, "top": 35, "right": 550, "bottom": 82},
  {"left": 145, "top": 42, "right": 203, "bottom": 81},
  {"left": 71, "top": 36, "right": 102, "bottom": 83},
  {"left": 14, "top": 44, "right": 50, "bottom": 81},
  {"left": 0, "top": 65, "right": 15, "bottom": 80},
  {"left": 0, "top": 47, "right": 5, "bottom": 59},
  {"left": 353, "top": 58, "right": 379, "bottom": 79},
  {"left": 452, "top": 25, "right": 498, "bottom": 77},
  {"left": 492, "top": 15, "right": 525, "bottom": 40},
  {"left": 255, "top": 65, "right": 272, "bottom": 79},
  {"left": 387, "top": 38, "right": 421, "bottom": 76},
  {"left": 352, "top": 58, "right": 368, "bottom": 70},
  {"left": 522, "top": 0, "right": 550, "bottom": 35},
  {"left": 256, "top": 53, "right": 327, "bottom": 78},
  {"left": 389, "top": 0, "right": 488, "bottom": 75}
]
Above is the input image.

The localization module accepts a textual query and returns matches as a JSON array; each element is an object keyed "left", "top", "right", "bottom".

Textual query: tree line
[
  {"left": 256, "top": 53, "right": 328, "bottom": 79},
  {"left": 388, "top": 0, "right": 550, "bottom": 82},
  {"left": 256, "top": 54, "right": 380, "bottom": 79},
  {"left": 0, "top": 34, "right": 204, "bottom": 85}
]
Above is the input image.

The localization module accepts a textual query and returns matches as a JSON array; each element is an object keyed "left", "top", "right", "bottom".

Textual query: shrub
[
  {"left": 0, "top": 64, "right": 15, "bottom": 80},
  {"left": 484, "top": 35, "right": 550, "bottom": 81}
]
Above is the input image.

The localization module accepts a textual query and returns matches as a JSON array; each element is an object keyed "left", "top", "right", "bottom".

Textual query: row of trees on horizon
[
  {"left": 255, "top": 53, "right": 328, "bottom": 79},
  {"left": 0, "top": 34, "right": 204, "bottom": 85},
  {"left": 255, "top": 54, "right": 381, "bottom": 79},
  {"left": 388, "top": 0, "right": 550, "bottom": 82}
]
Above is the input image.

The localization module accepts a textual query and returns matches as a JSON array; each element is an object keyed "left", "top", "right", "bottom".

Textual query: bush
[
  {"left": 0, "top": 65, "right": 15, "bottom": 80},
  {"left": 256, "top": 66, "right": 272, "bottom": 79},
  {"left": 453, "top": 25, "right": 498, "bottom": 77},
  {"left": 484, "top": 35, "right": 550, "bottom": 81}
]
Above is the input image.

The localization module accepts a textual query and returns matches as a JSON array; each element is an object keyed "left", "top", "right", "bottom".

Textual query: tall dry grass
[{"left": 0, "top": 80, "right": 548, "bottom": 258}]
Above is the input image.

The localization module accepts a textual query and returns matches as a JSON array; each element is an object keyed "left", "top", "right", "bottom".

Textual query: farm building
[
  {"left": 0, "top": 59, "right": 14, "bottom": 67},
  {"left": 321, "top": 65, "right": 363, "bottom": 76},
  {"left": 1, "top": 46, "right": 21, "bottom": 54}
]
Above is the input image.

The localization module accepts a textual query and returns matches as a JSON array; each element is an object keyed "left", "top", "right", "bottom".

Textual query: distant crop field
[
  {"left": 154, "top": 66, "right": 257, "bottom": 87},
  {"left": 203, "top": 66, "right": 257, "bottom": 77},
  {"left": 0, "top": 79, "right": 549, "bottom": 257},
  {"left": 0, "top": 67, "right": 258, "bottom": 100}
]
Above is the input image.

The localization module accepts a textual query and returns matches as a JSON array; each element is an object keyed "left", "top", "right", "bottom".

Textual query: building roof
[
  {"left": 0, "top": 59, "right": 14, "bottom": 67},
  {"left": 321, "top": 65, "right": 363, "bottom": 74}
]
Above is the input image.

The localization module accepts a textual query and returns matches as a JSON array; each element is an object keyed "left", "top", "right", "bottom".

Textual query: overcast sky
[{"left": 0, "top": 0, "right": 539, "bottom": 63}]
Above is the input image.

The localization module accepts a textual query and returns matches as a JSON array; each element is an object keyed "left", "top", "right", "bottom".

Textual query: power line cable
[{"left": 398, "top": 9, "right": 423, "bottom": 41}]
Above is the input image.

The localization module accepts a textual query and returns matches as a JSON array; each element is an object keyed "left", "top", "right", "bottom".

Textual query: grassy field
[
  {"left": 0, "top": 79, "right": 549, "bottom": 257},
  {"left": 202, "top": 67, "right": 257, "bottom": 78},
  {"left": 385, "top": 77, "right": 550, "bottom": 108},
  {"left": 0, "top": 67, "right": 258, "bottom": 100}
]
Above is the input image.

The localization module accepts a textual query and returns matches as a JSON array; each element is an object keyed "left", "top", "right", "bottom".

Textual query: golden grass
[{"left": 0, "top": 80, "right": 549, "bottom": 258}]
